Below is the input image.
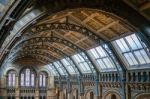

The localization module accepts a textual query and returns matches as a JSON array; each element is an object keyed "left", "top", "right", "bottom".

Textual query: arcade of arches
[{"left": 0, "top": 0, "right": 150, "bottom": 99}]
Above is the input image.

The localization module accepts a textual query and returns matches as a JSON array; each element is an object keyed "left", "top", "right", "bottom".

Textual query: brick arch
[
  {"left": 19, "top": 66, "right": 38, "bottom": 76},
  {"left": 37, "top": 68, "right": 51, "bottom": 77},
  {"left": 102, "top": 90, "right": 121, "bottom": 99},
  {"left": 84, "top": 88, "right": 96, "bottom": 99},
  {"left": 4, "top": 67, "right": 18, "bottom": 76},
  {"left": 134, "top": 93, "right": 150, "bottom": 99}
]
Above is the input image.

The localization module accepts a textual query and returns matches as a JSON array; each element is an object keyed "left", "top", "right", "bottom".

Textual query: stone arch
[
  {"left": 84, "top": 88, "right": 96, "bottom": 99},
  {"left": 4, "top": 67, "right": 18, "bottom": 76},
  {"left": 134, "top": 93, "right": 150, "bottom": 99},
  {"left": 19, "top": 66, "right": 37, "bottom": 76},
  {"left": 37, "top": 68, "right": 50, "bottom": 76},
  {"left": 102, "top": 90, "right": 121, "bottom": 99},
  {"left": 38, "top": 68, "right": 49, "bottom": 87},
  {"left": 111, "top": 94, "right": 117, "bottom": 99},
  {"left": 18, "top": 66, "right": 38, "bottom": 87}
]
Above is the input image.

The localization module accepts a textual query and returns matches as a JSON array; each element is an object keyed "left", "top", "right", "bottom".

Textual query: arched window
[
  {"left": 7, "top": 70, "right": 16, "bottom": 87},
  {"left": 39, "top": 72, "right": 47, "bottom": 87},
  {"left": 20, "top": 68, "right": 35, "bottom": 87}
]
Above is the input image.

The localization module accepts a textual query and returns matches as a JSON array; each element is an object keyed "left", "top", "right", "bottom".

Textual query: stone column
[
  {"left": 35, "top": 77, "right": 39, "bottom": 99},
  {"left": 47, "top": 89, "right": 57, "bottom": 99},
  {"left": 125, "top": 84, "right": 131, "bottom": 99},
  {"left": 99, "top": 83, "right": 102, "bottom": 99},
  {"left": 95, "top": 78, "right": 100, "bottom": 99},
  {"left": 59, "top": 90, "right": 64, "bottom": 99},
  {"left": 2, "top": 76, "right": 7, "bottom": 99},
  {"left": 67, "top": 92, "right": 72, "bottom": 99},
  {"left": 47, "top": 76, "right": 56, "bottom": 99},
  {"left": 15, "top": 76, "right": 20, "bottom": 99},
  {"left": 79, "top": 93, "right": 84, "bottom": 99}
]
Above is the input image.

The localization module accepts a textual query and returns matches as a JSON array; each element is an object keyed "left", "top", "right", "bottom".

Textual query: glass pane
[
  {"left": 54, "top": 62, "right": 66, "bottom": 75},
  {"left": 12, "top": 74, "right": 15, "bottom": 86},
  {"left": 96, "top": 46, "right": 106, "bottom": 57},
  {"left": 83, "top": 62, "right": 91, "bottom": 71},
  {"left": 62, "top": 59, "right": 70, "bottom": 65},
  {"left": 21, "top": 74, "right": 24, "bottom": 86},
  {"left": 43, "top": 75, "right": 46, "bottom": 87},
  {"left": 58, "top": 68, "right": 65, "bottom": 75},
  {"left": 31, "top": 74, "right": 34, "bottom": 86},
  {"left": 140, "top": 50, "right": 150, "bottom": 63},
  {"left": 73, "top": 53, "right": 92, "bottom": 73},
  {"left": 8, "top": 74, "right": 11, "bottom": 86},
  {"left": 79, "top": 63, "right": 88, "bottom": 72},
  {"left": 104, "top": 57, "right": 114, "bottom": 68},
  {"left": 90, "top": 49, "right": 99, "bottom": 58},
  {"left": 48, "top": 64, "right": 57, "bottom": 75},
  {"left": 131, "top": 34, "right": 142, "bottom": 49},
  {"left": 134, "top": 51, "right": 146, "bottom": 64},
  {"left": 128, "top": 53, "right": 138, "bottom": 65},
  {"left": 124, "top": 53, "right": 134, "bottom": 65},
  {"left": 68, "top": 66, "right": 75, "bottom": 73},
  {"left": 125, "top": 35, "right": 138, "bottom": 50},
  {"left": 61, "top": 58, "right": 76, "bottom": 74},
  {"left": 116, "top": 39, "right": 130, "bottom": 52},
  {"left": 39, "top": 75, "right": 42, "bottom": 87},
  {"left": 54, "top": 62, "right": 60, "bottom": 68},
  {"left": 25, "top": 69, "right": 30, "bottom": 86},
  {"left": 97, "top": 59, "right": 107, "bottom": 69},
  {"left": 124, "top": 53, "right": 138, "bottom": 65},
  {"left": 77, "top": 54, "right": 84, "bottom": 62}
]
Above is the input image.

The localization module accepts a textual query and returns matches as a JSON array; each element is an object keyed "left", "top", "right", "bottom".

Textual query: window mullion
[
  {"left": 144, "top": 48, "right": 150, "bottom": 59},
  {"left": 102, "top": 58, "right": 108, "bottom": 68},
  {"left": 139, "top": 36, "right": 150, "bottom": 59},
  {"left": 95, "top": 48, "right": 109, "bottom": 69},
  {"left": 139, "top": 50, "right": 147, "bottom": 64},
  {"left": 131, "top": 36, "right": 148, "bottom": 64},
  {"left": 11, "top": 73, "right": 13, "bottom": 86},
  {"left": 124, "top": 38, "right": 140, "bottom": 65},
  {"left": 42, "top": 75, "right": 44, "bottom": 87},
  {"left": 123, "top": 53, "right": 134, "bottom": 65},
  {"left": 119, "top": 39, "right": 129, "bottom": 52},
  {"left": 131, "top": 35, "right": 140, "bottom": 49}
]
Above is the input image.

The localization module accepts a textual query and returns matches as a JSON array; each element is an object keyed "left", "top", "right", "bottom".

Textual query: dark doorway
[
  {"left": 111, "top": 94, "right": 116, "bottom": 99},
  {"left": 90, "top": 92, "right": 94, "bottom": 99}
]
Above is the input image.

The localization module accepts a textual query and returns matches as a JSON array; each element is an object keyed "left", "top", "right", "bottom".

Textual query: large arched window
[
  {"left": 7, "top": 70, "right": 16, "bottom": 87},
  {"left": 39, "top": 72, "right": 47, "bottom": 87},
  {"left": 20, "top": 68, "right": 35, "bottom": 87}
]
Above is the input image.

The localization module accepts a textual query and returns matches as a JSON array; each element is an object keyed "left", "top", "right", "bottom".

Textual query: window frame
[{"left": 20, "top": 68, "right": 36, "bottom": 87}]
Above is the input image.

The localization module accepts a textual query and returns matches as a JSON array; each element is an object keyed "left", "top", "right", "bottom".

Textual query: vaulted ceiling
[
  {"left": 0, "top": 0, "right": 150, "bottom": 69},
  {"left": 5, "top": 8, "right": 135, "bottom": 66}
]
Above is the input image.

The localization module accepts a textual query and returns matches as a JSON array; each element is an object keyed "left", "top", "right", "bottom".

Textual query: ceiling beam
[
  {"left": 69, "top": 14, "right": 109, "bottom": 40},
  {"left": 30, "top": 23, "right": 103, "bottom": 43},
  {"left": 140, "top": 2, "right": 150, "bottom": 11},
  {"left": 10, "top": 54, "right": 51, "bottom": 64}
]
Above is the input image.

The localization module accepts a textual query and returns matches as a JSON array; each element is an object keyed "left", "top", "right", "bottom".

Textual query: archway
[
  {"left": 90, "top": 91, "right": 94, "bottom": 99},
  {"left": 111, "top": 94, "right": 117, "bottom": 99},
  {"left": 85, "top": 91, "right": 95, "bottom": 99},
  {"left": 135, "top": 93, "right": 150, "bottom": 99},
  {"left": 103, "top": 91, "right": 121, "bottom": 99}
]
